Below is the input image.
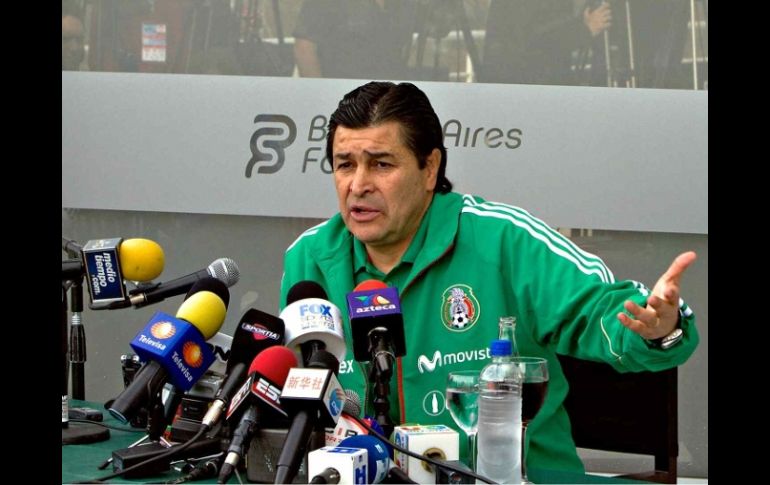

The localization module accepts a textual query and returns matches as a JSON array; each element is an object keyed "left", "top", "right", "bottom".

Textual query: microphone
[
  {"left": 325, "top": 390, "right": 362, "bottom": 447},
  {"left": 218, "top": 346, "right": 298, "bottom": 484},
  {"left": 201, "top": 308, "right": 285, "bottom": 430},
  {"left": 62, "top": 236, "right": 83, "bottom": 256},
  {"left": 326, "top": 390, "right": 387, "bottom": 447},
  {"left": 280, "top": 281, "right": 346, "bottom": 366},
  {"left": 274, "top": 350, "right": 345, "bottom": 484},
  {"left": 338, "top": 435, "right": 394, "bottom": 484},
  {"left": 346, "top": 280, "right": 406, "bottom": 437},
  {"left": 107, "top": 277, "right": 229, "bottom": 424},
  {"left": 62, "top": 238, "right": 165, "bottom": 306},
  {"left": 346, "top": 280, "right": 406, "bottom": 364},
  {"left": 109, "top": 257, "right": 240, "bottom": 309},
  {"left": 308, "top": 446, "right": 368, "bottom": 484}
]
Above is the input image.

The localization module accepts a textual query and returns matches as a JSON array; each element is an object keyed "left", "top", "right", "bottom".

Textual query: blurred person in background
[
  {"left": 293, "top": 0, "right": 418, "bottom": 80},
  {"left": 482, "top": 0, "right": 611, "bottom": 86},
  {"left": 62, "top": 1, "right": 86, "bottom": 71}
]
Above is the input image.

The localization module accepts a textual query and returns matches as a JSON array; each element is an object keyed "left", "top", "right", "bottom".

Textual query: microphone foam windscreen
[
  {"left": 177, "top": 280, "right": 228, "bottom": 339},
  {"left": 119, "top": 238, "right": 165, "bottom": 281},
  {"left": 353, "top": 279, "right": 388, "bottom": 291},
  {"left": 184, "top": 276, "right": 230, "bottom": 309},
  {"left": 339, "top": 435, "right": 391, "bottom": 484},
  {"left": 248, "top": 346, "right": 298, "bottom": 386},
  {"left": 286, "top": 280, "right": 328, "bottom": 304}
]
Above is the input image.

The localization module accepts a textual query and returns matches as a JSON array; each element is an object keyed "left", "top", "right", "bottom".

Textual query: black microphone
[
  {"left": 107, "top": 278, "right": 229, "bottom": 424},
  {"left": 62, "top": 236, "right": 83, "bottom": 256},
  {"left": 346, "top": 280, "right": 406, "bottom": 438},
  {"left": 200, "top": 308, "right": 285, "bottom": 430},
  {"left": 274, "top": 350, "right": 344, "bottom": 484},
  {"left": 109, "top": 257, "right": 240, "bottom": 309}
]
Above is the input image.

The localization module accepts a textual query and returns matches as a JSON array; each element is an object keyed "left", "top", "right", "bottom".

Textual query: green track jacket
[{"left": 280, "top": 191, "right": 698, "bottom": 473}]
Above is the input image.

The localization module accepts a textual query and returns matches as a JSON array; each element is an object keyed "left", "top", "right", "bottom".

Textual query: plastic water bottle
[{"left": 476, "top": 339, "right": 522, "bottom": 484}]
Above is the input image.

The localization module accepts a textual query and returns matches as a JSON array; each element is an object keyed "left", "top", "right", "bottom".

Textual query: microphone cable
[
  {"left": 76, "top": 426, "right": 211, "bottom": 483},
  {"left": 164, "top": 454, "right": 223, "bottom": 484},
  {"left": 348, "top": 414, "right": 496, "bottom": 484}
]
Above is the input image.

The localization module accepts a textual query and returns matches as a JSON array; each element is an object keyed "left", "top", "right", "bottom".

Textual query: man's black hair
[{"left": 326, "top": 81, "right": 452, "bottom": 194}]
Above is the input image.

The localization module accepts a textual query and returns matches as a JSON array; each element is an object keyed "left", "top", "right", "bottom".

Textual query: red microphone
[
  {"left": 219, "top": 346, "right": 298, "bottom": 483},
  {"left": 354, "top": 279, "right": 388, "bottom": 291}
]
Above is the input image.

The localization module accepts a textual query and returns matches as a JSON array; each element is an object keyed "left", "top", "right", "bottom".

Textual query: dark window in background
[{"left": 64, "top": 0, "right": 707, "bottom": 90}]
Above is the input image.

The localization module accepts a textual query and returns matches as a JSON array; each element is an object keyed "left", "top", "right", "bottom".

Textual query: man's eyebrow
[
  {"left": 364, "top": 150, "right": 393, "bottom": 159},
  {"left": 334, "top": 150, "right": 394, "bottom": 160}
]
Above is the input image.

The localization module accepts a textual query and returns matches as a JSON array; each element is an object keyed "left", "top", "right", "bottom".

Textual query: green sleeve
[{"left": 509, "top": 230, "right": 698, "bottom": 373}]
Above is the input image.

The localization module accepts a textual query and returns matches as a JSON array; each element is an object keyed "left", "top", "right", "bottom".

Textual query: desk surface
[
  {"left": 62, "top": 401, "right": 644, "bottom": 484},
  {"left": 62, "top": 400, "right": 187, "bottom": 484}
]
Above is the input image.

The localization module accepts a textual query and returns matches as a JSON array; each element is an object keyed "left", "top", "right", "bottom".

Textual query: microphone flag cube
[
  {"left": 281, "top": 367, "right": 345, "bottom": 427},
  {"left": 129, "top": 311, "right": 216, "bottom": 391},
  {"left": 346, "top": 286, "right": 405, "bottom": 361},
  {"left": 393, "top": 424, "right": 459, "bottom": 484},
  {"left": 83, "top": 238, "right": 126, "bottom": 304},
  {"left": 308, "top": 446, "right": 368, "bottom": 485}
]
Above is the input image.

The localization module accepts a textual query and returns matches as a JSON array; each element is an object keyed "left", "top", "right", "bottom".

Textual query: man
[
  {"left": 62, "top": 4, "right": 85, "bottom": 71},
  {"left": 293, "top": 0, "right": 416, "bottom": 80},
  {"left": 280, "top": 81, "right": 698, "bottom": 473},
  {"left": 482, "top": 0, "right": 612, "bottom": 86}
]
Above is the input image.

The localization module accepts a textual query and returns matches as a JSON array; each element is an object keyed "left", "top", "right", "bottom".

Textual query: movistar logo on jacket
[{"left": 417, "top": 346, "right": 490, "bottom": 373}]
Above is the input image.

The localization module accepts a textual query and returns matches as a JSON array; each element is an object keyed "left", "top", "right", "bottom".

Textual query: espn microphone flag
[{"left": 226, "top": 345, "right": 297, "bottom": 420}]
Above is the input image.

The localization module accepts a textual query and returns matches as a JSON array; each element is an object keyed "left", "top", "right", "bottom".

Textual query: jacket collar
[{"left": 310, "top": 192, "right": 463, "bottom": 294}]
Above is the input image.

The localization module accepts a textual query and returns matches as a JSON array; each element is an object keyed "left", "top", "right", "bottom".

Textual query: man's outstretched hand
[{"left": 617, "top": 251, "right": 697, "bottom": 340}]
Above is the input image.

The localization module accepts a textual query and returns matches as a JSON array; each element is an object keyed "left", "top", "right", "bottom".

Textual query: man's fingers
[
  {"left": 662, "top": 251, "right": 697, "bottom": 283},
  {"left": 624, "top": 299, "right": 660, "bottom": 327},
  {"left": 617, "top": 312, "right": 656, "bottom": 339}
]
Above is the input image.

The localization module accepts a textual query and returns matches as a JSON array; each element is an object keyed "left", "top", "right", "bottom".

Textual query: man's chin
[{"left": 347, "top": 226, "right": 384, "bottom": 245}]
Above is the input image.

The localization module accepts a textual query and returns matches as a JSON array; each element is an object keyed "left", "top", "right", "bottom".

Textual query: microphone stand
[
  {"left": 62, "top": 275, "right": 109, "bottom": 444},
  {"left": 69, "top": 277, "right": 85, "bottom": 400},
  {"left": 367, "top": 328, "right": 395, "bottom": 439},
  {"left": 63, "top": 237, "right": 87, "bottom": 399}
]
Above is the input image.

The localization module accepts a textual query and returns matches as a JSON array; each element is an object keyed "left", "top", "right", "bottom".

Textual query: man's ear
[{"left": 425, "top": 148, "right": 441, "bottom": 191}]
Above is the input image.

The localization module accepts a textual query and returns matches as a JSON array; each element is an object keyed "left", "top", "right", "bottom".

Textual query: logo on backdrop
[
  {"left": 245, "top": 114, "right": 522, "bottom": 176},
  {"left": 245, "top": 114, "right": 297, "bottom": 177}
]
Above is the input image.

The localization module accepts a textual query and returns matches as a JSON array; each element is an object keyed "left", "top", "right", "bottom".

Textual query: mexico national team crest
[{"left": 441, "top": 285, "right": 480, "bottom": 331}]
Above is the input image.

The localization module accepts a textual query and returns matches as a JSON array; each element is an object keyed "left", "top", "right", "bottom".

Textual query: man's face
[
  {"left": 332, "top": 122, "right": 439, "bottom": 253},
  {"left": 62, "top": 15, "right": 85, "bottom": 70}
]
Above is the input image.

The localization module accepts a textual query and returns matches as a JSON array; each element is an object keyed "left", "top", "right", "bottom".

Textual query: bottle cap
[{"left": 489, "top": 339, "right": 512, "bottom": 357}]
